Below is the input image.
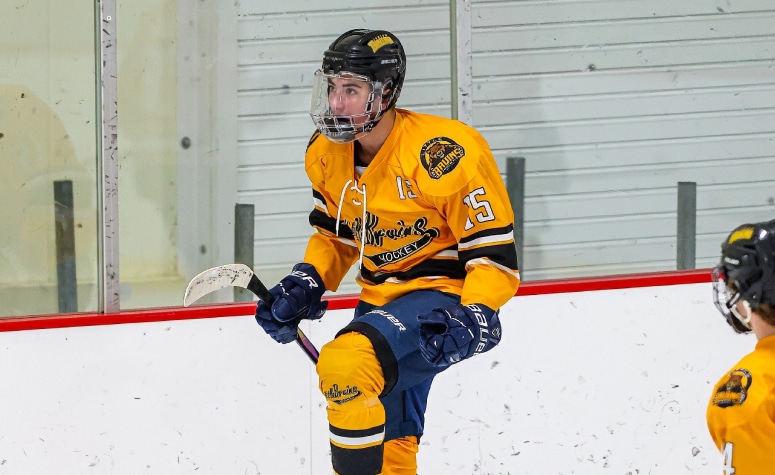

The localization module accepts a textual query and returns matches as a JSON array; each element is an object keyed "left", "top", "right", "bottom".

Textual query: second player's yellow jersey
[
  {"left": 301, "top": 108, "right": 520, "bottom": 310},
  {"left": 706, "top": 333, "right": 775, "bottom": 474}
]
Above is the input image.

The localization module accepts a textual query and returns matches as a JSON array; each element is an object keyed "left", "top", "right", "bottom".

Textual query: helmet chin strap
[{"left": 734, "top": 300, "right": 754, "bottom": 330}]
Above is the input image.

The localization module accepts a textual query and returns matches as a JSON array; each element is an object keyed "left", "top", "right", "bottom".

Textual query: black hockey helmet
[
  {"left": 310, "top": 29, "right": 406, "bottom": 143},
  {"left": 322, "top": 29, "right": 406, "bottom": 110},
  {"left": 712, "top": 219, "right": 775, "bottom": 332}
]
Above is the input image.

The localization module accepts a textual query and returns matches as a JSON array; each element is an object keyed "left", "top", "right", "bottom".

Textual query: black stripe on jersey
[
  {"left": 312, "top": 188, "right": 326, "bottom": 205},
  {"left": 459, "top": 242, "right": 520, "bottom": 271},
  {"left": 359, "top": 259, "right": 466, "bottom": 285},
  {"left": 331, "top": 443, "right": 383, "bottom": 475},
  {"left": 329, "top": 424, "right": 386, "bottom": 440},
  {"left": 459, "top": 224, "right": 519, "bottom": 270},
  {"left": 459, "top": 224, "right": 515, "bottom": 246},
  {"left": 306, "top": 130, "right": 321, "bottom": 151},
  {"left": 309, "top": 209, "right": 355, "bottom": 240}
]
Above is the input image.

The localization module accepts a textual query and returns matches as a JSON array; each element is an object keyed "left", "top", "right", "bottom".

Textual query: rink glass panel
[
  {"left": 0, "top": 1, "right": 99, "bottom": 316},
  {"left": 2, "top": 0, "right": 775, "bottom": 317}
]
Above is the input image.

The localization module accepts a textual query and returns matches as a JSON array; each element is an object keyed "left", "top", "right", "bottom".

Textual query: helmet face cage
[
  {"left": 310, "top": 70, "right": 387, "bottom": 144},
  {"left": 712, "top": 220, "right": 775, "bottom": 333}
]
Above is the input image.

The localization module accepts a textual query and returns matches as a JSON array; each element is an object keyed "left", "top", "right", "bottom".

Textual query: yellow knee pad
[
  {"left": 317, "top": 332, "right": 387, "bottom": 475},
  {"left": 317, "top": 331, "right": 385, "bottom": 405}
]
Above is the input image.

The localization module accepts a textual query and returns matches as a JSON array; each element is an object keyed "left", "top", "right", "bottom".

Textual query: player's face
[
  {"left": 309, "top": 70, "right": 386, "bottom": 143},
  {"left": 327, "top": 76, "right": 372, "bottom": 119}
]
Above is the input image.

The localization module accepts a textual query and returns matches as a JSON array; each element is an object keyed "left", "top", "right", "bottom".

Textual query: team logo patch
[
  {"left": 367, "top": 34, "right": 394, "bottom": 53},
  {"left": 420, "top": 136, "right": 465, "bottom": 179},
  {"left": 712, "top": 368, "right": 752, "bottom": 408},
  {"left": 323, "top": 384, "right": 362, "bottom": 405},
  {"left": 727, "top": 226, "right": 754, "bottom": 245}
]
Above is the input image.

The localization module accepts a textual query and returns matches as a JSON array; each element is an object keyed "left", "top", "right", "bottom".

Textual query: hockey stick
[{"left": 183, "top": 263, "right": 320, "bottom": 364}]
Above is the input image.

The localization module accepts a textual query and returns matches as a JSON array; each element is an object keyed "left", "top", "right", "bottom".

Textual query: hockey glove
[
  {"left": 418, "top": 303, "right": 501, "bottom": 367},
  {"left": 255, "top": 263, "right": 328, "bottom": 344}
]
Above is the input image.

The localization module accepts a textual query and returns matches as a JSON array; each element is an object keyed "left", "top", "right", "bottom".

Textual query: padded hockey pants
[{"left": 316, "top": 290, "right": 460, "bottom": 475}]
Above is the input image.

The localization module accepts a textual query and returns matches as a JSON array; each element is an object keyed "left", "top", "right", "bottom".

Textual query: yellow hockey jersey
[
  {"left": 302, "top": 108, "right": 520, "bottom": 310},
  {"left": 706, "top": 333, "right": 775, "bottom": 474}
]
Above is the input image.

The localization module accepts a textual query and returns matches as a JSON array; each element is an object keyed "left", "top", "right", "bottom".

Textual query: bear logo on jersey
[
  {"left": 420, "top": 136, "right": 465, "bottom": 179},
  {"left": 712, "top": 369, "right": 752, "bottom": 408}
]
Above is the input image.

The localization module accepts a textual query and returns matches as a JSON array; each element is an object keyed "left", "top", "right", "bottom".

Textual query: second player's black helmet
[
  {"left": 322, "top": 29, "right": 406, "bottom": 110},
  {"left": 712, "top": 219, "right": 775, "bottom": 332}
]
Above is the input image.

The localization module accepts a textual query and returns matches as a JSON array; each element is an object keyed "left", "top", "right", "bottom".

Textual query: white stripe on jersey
[
  {"left": 457, "top": 232, "right": 514, "bottom": 250},
  {"left": 313, "top": 196, "right": 328, "bottom": 213},
  {"left": 329, "top": 429, "right": 385, "bottom": 448},
  {"left": 337, "top": 237, "right": 358, "bottom": 247},
  {"left": 315, "top": 229, "right": 359, "bottom": 247},
  {"left": 382, "top": 275, "right": 447, "bottom": 284},
  {"left": 466, "top": 257, "right": 521, "bottom": 279}
]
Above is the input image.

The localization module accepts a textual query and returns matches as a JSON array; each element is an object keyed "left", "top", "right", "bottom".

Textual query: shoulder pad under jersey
[
  {"left": 400, "top": 113, "right": 488, "bottom": 197},
  {"left": 304, "top": 130, "right": 353, "bottom": 184}
]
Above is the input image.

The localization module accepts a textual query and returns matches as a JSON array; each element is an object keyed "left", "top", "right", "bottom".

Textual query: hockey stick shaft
[
  {"left": 245, "top": 273, "right": 320, "bottom": 364},
  {"left": 183, "top": 263, "right": 319, "bottom": 364}
]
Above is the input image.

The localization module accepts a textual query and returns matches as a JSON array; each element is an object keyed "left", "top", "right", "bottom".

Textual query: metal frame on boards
[{"left": 96, "top": 0, "right": 120, "bottom": 313}]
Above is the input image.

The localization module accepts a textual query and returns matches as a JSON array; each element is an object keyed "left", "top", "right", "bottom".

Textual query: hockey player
[
  {"left": 255, "top": 29, "right": 520, "bottom": 475},
  {"left": 707, "top": 219, "right": 775, "bottom": 474}
]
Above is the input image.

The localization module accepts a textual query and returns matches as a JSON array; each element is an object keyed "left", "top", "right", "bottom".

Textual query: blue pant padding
[{"left": 352, "top": 290, "right": 460, "bottom": 441}]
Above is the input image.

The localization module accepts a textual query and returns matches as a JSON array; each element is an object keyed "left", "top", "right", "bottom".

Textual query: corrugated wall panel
[
  {"left": 236, "top": 0, "right": 775, "bottom": 288},
  {"left": 525, "top": 220, "right": 775, "bottom": 281},
  {"left": 481, "top": 86, "right": 775, "bottom": 128},
  {"left": 476, "top": 13, "right": 775, "bottom": 47},
  {"left": 238, "top": 9, "right": 450, "bottom": 42},
  {"left": 473, "top": 0, "right": 774, "bottom": 24},
  {"left": 478, "top": 62, "right": 775, "bottom": 100},
  {"left": 525, "top": 157, "right": 775, "bottom": 196},
  {"left": 236, "top": 1, "right": 450, "bottom": 291},
  {"left": 237, "top": 0, "right": 449, "bottom": 14},
  {"left": 486, "top": 110, "right": 775, "bottom": 150},
  {"left": 471, "top": 0, "right": 775, "bottom": 279},
  {"left": 521, "top": 181, "right": 775, "bottom": 223},
  {"left": 474, "top": 38, "right": 775, "bottom": 76},
  {"left": 493, "top": 133, "right": 775, "bottom": 172}
]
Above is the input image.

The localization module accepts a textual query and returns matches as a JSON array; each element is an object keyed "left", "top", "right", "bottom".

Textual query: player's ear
[{"left": 381, "top": 86, "right": 394, "bottom": 110}]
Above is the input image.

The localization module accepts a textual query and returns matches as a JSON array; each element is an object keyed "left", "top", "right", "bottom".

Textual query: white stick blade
[{"left": 183, "top": 264, "right": 254, "bottom": 306}]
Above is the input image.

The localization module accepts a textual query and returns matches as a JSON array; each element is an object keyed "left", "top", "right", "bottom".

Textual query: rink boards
[{"left": 0, "top": 275, "right": 752, "bottom": 474}]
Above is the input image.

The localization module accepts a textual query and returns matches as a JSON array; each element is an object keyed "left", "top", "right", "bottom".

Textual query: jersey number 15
[{"left": 463, "top": 187, "right": 495, "bottom": 231}]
